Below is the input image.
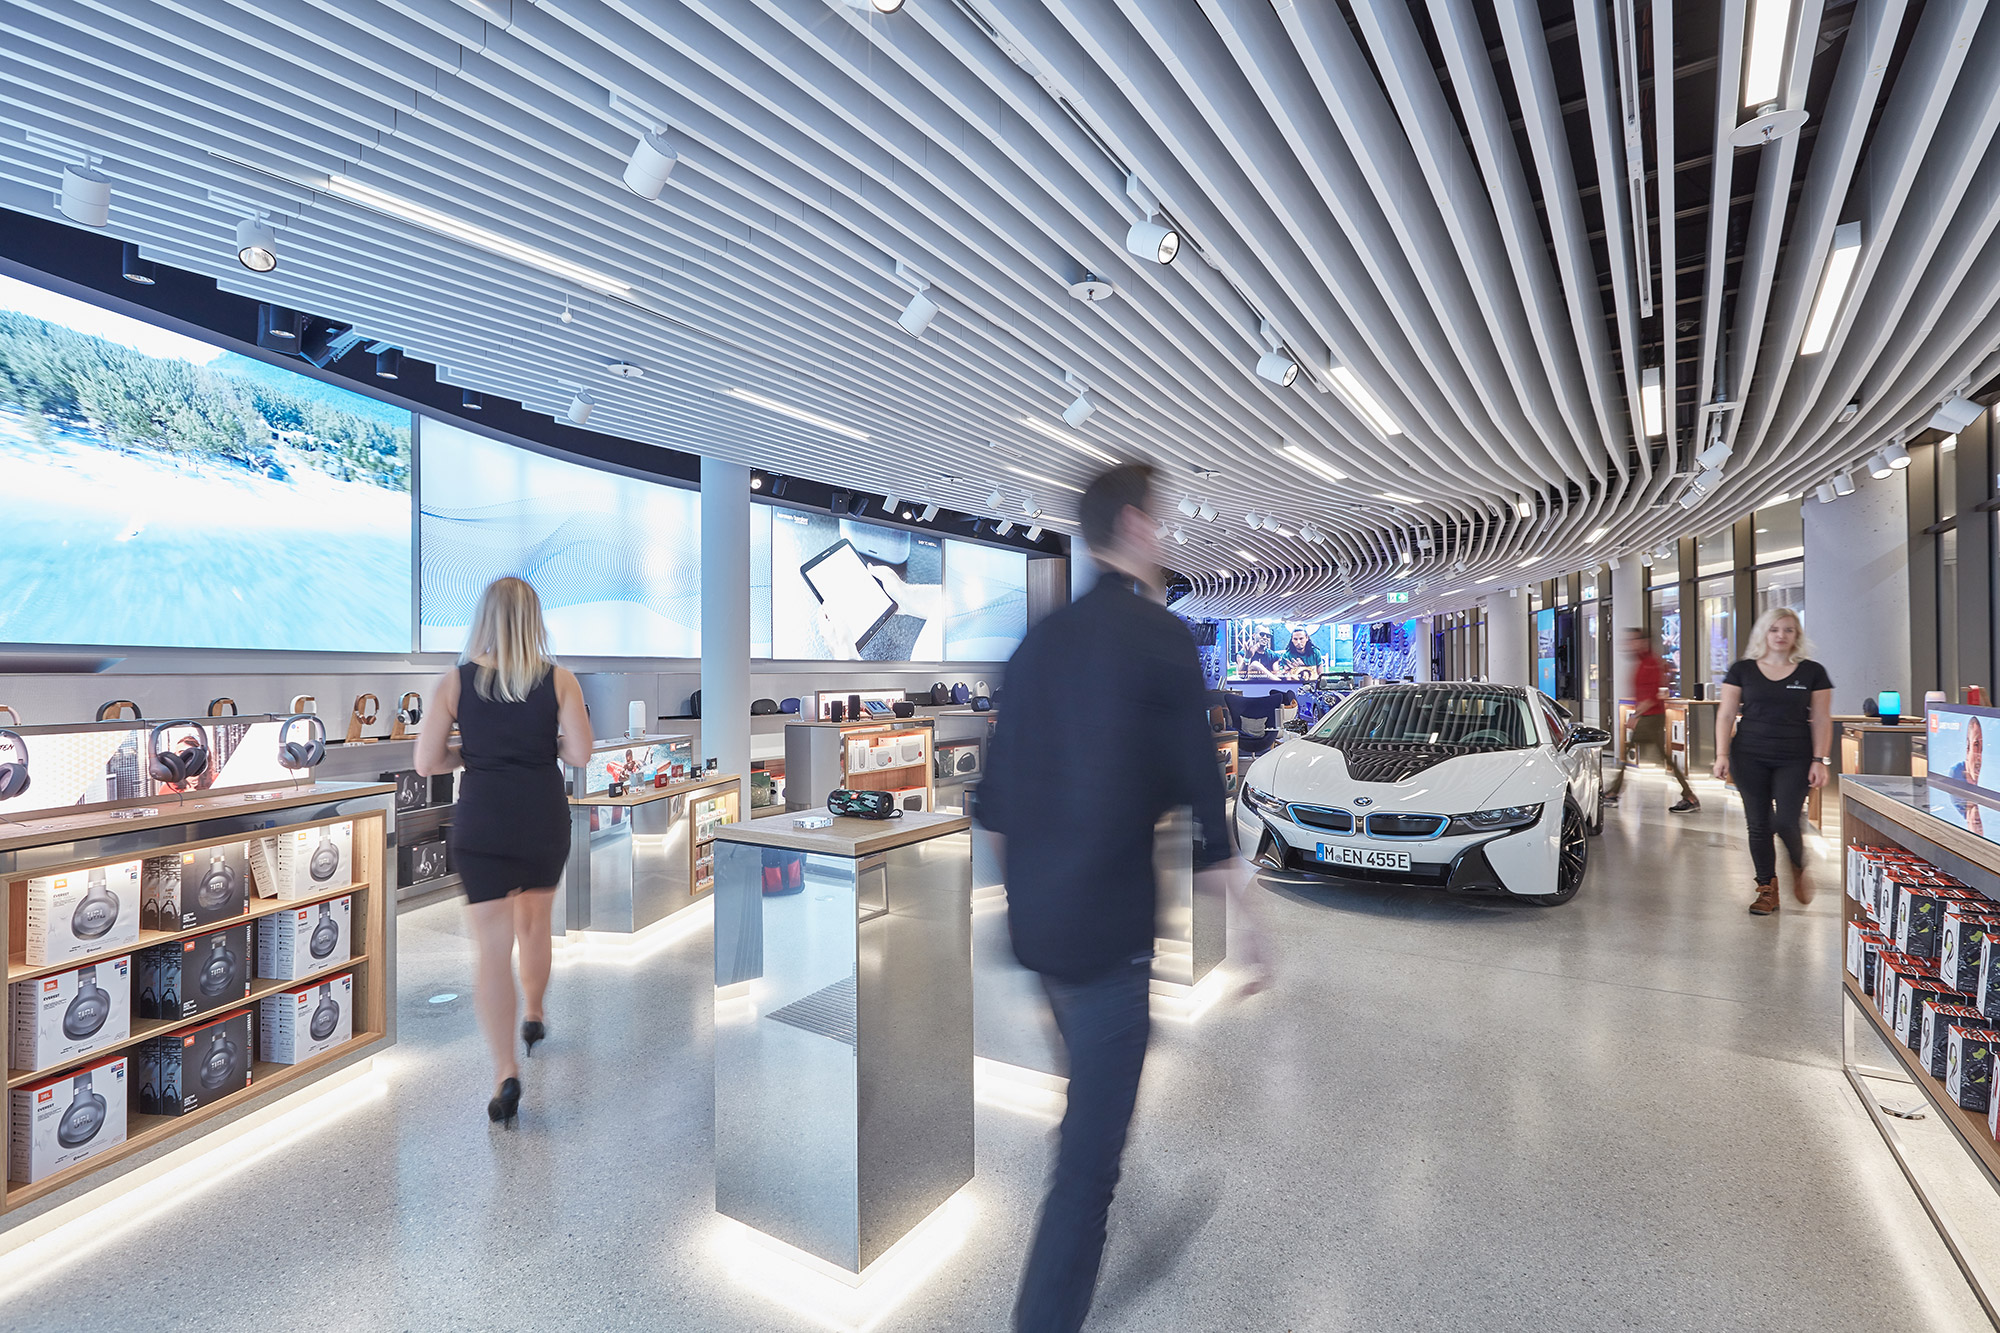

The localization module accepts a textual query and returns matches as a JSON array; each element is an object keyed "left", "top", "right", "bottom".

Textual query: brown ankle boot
[
  {"left": 1750, "top": 879, "right": 1780, "bottom": 916},
  {"left": 1791, "top": 861, "right": 1814, "bottom": 905}
]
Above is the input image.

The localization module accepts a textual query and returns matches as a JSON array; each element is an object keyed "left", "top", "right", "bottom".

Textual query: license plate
[{"left": 1318, "top": 844, "right": 1411, "bottom": 872}]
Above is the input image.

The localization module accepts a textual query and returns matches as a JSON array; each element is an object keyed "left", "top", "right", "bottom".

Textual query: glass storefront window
[
  {"left": 1697, "top": 575, "right": 1734, "bottom": 689},
  {"left": 1696, "top": 529, "right": 1733, "bottom": 577},
  {"left": 1940, "top": 437, "right": 1959, "bottom": 519},
  {"left": 1753, "top": 562, "right": 1805, "bottom": 628},
  {"left": 1753, "top": 500, "right": 1804, "bottom": 565},
  {"left": 1650, "top": 584, "right": 1682, "bottom": 696},
  {"left": 1584, "top": 604, "right": 1601, "bottom": 705}
]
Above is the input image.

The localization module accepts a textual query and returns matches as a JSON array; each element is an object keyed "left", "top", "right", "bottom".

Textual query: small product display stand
[
  {"left": 563, "top": 774, "right": 740, "bottom": 933},
  {"left": 711, "top": 808, "right": 971, "bottom": 1274}
]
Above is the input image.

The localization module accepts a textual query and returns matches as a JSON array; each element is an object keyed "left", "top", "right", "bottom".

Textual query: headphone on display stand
[
  {"left": 310, "top": 981, "right": 341, "bottom": 1041},
  {"left": 147, "top": 719, "right": 211, "bottom": 789},
  {"left": 196, "top": 851, "right": 238, "bottom": 912},
  {"left": 346, "top": 693, "right": 380, "bottom": 745},
  {"left": 197, "top": 933, "right": 241, "bottom": 999},
  {"left": 57, "top": 1069, "right": 107, "bottom": 1148},
  {"left": 0, "top": 726, "right": 29, "bottom": 800},
  {"left": 310, "top": 901, "right": 341, "bottom": 958},
  {"left": 207, "top": 698, "right": 238, "bottom": 718},
  {"left": 95, "top": 700, "right": 142, "bottom": 722},
  {"left": 197, "top": 1024, "right": 241, "bottom": 1092},
  {"left": 278, "top": 714, "right": 327, "bottom": 776},
  {"left": 72, "top": 868, "right": 120, "bottom": 941},
  {"left": 397, "top": 692, "right": 422, "bottom": 725},
  {"left": 63, "top": 964, "right": 111, "bottom": 1040}
]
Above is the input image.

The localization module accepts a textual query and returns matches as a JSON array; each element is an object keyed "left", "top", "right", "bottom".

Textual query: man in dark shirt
[{"left": 977, "top": 462, "right": 1235, "bottom": 1333}]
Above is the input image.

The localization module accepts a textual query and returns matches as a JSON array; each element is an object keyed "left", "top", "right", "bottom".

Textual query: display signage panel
[
  {"left": 418, "top": 416, "right": 701, "bottom": 657},
  {"left": 767, "top": 507, "right": 946, "bottom": 660},
  {"left": 941, "top": 539, "right": 1028, "bottom": 662},
  {"left": 1227, "top": 621, "right": 1335, "bottom": 682},
  {"left": 1535, "top": 608, "right": 1558, "bottom": 698},
  {"left": 0, "top": 272, "right": 413, "bottom": 652},
  {"left": 1927, "top": 704, "right": 2000, "bottom": 822}
]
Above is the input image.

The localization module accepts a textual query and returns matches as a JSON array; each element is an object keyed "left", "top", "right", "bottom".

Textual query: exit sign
[{"left": 1386, "top": 591, "right": 1409, "bottom": 603}]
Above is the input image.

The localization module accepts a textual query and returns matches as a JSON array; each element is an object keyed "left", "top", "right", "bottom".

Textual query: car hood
[{"left": 1254, "top": 739, "right": 1537, "bottom": 813}]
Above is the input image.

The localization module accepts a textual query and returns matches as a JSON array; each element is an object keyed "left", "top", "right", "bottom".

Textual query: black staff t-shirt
[{"left": 1723, "top": 657, "right": 1833, "bottom": 759}]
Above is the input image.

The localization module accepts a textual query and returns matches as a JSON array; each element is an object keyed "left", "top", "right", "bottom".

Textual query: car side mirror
[{"left": 1567, "top": 726, "right": 1612, "bottom": 748}]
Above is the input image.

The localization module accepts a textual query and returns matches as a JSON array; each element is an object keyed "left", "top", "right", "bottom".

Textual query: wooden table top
[{"left": 713, "top": 807, "right": 970, "bottom": 857}]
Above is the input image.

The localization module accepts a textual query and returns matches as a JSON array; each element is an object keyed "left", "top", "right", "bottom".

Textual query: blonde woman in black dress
[{"left": 416, "top": 578, "right": 592, "bottom": 1124}]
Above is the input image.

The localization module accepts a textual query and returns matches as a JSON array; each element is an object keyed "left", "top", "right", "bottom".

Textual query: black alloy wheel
[{"left": 1529, "top": 798, "right": 1588, "bottom": 906}]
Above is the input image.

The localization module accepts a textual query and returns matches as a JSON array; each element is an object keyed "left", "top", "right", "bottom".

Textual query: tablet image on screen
[{"left": 801, "top": 540, "right": 898, "bottom": 655}]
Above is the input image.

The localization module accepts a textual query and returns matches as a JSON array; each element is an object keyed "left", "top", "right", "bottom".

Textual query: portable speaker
[
  {"left": 972, "top": 696, "right": 993, "bottom": 712},
  {"left": 892, "top": 701, "right": 916, "bottom": 717},
  {"left": 951, "top": 683, "right": 970, "bottom": 705},
  {"left": 780, "top": 698, "right": 801, "bottom": 714},
  {"left": 751, "top": 698, "right": 781, "bottom": 715},
  {"left": 827, "top": 787, "right": 900, "bottom": 819},
  {"left": 689, "top": 689, "right": 702, "bottom": 718},
  {"left": 848, "top": 693, "right": 863, "bottom": 719},
  {"left": 930, "top": 683, "right": 949, "bottom": 705},
  {"left": 829, "top": 700, "right": 846, "bottom": 722}
]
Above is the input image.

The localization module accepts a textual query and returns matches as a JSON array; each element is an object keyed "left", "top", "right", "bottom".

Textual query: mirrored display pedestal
[
  {"left": 712, "top": 809, "right": 972, "bottom": 1274},
  {"left": 562, "top": 775, "right": 738, "bottom": 935}
]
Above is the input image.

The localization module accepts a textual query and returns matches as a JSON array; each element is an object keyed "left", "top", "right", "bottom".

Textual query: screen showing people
[
  {"left": 1929, "top": 704, "right": 2000, "bottom": 835},
  {"left": 1228, "top": 621, "right": 1338, "bottom": 682}
]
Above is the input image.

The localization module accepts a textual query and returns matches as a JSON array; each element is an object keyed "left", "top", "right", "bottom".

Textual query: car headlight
[
  {"left": 1443, "top": 804, "right": 1543, "bottom": 836},
  {"left": 1241, "top": 785, "right": 1287, "bottom": 816}
]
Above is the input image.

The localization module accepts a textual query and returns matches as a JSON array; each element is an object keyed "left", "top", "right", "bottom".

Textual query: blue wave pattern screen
[
  {"left": 418, "top": 416, "right": 701, "bottom": 656},
  {"left": 942, "top": 539, "right": 1028, "bottom": 662},
  {"left": 0, "top": 272, "right": 413, "bottom": 651}
]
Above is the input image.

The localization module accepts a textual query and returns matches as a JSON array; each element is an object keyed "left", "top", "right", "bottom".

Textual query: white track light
[
  {"left": 920, "top": 503, "right": 939, "bottom": 522},
  {"left": 1022, "top": 495, "right": 1040, "bottom": 519},
  {"left": 564, "top": 391, "right": 595, "bottom": 426},
  {"left": 1884, "top": 441, "right": 1911, "bottom": 470},
  {"left": 1838, "top": 401, "right": 1860, "bottom": 423},
  {"left": 1245, "top": 510, "right": 1262, "bottom": 530},
  {"left": 1178, "top": 495, "right": 1199, "bottom": 517},
  {"left": 1261, "top": 515, "right": 1282, "bottom": 532},
  {"left": 1678, "top": 489, "right": 1702, "bottom": 510},
  {"left": 1172, "top": 526, "right": 1187, "bottom": 545},
  {"left": 1800, "top": 222, "right": 1861, "bottom": 355},
  {"left": 1831, "top": 472, "right": 1856, "bottom": 497},
  {"left": 881, "top": 493, "right": 899, "bottom": 515},
  {"left": 995, "top": 519, "right": 1014, "bottom": 537},
  {"left": 1815, "top": 482, "right": 1837, "bottom": 503},
  {"left": 1256, "top": 350, "right": 1300, "bottom": 387},
  {"left": 58, "top": 165, "right": 111, "bottom": 227},
  {"left": 235, "top": 216, "right": 278, "bottom": 272},
  {"left": 1197, "top": 501, "right": 1216, "bottom": 522},
  {"left": 1868, "top": 451, "right": 1894, "bottom": 479},
  {"left": 899, "top": 289, "right": 939, "bottom": 337},
  {"left": 1063, "top": 391, "right": 1099, "bottom": 428},
  {"left": 1930, "top": 397, "right": 1984, "bottom": 434},
  {"left": 622, "top": 130, "right": 678, "bottom": 200},
  {"left": 1125, "top": 218, "right": 1179, "bottom": 265},
  {"left": 1025, "top": 524, "right": 1043, "bottom": 541},
  {"left": 1696, "top": 439, "right": 1733, "bottom": 470},
  {"left": 987, "top": 487, "right": 1005, "bottom": 510}
]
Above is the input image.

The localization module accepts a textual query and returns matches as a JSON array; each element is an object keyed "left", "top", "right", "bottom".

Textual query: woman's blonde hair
[
  {"left": 461, "top": 577, "right": 556, "bottom": 702},
  {"left": 1745, "top": 606, "right": 1813, "bottom": 665}
]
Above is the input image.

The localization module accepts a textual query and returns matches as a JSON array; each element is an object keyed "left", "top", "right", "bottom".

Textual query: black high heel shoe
[
  {"left": 521, "top": 1020, "right": 546, "bottom": 1058},
  {"left": 487, "top": 1077, "right": 521, "bottom": 1128}
]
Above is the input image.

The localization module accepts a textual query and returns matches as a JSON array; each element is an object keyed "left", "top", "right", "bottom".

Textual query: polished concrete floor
[{"left": 4, "top": 769, "right": 1992, "bottom": 1331}]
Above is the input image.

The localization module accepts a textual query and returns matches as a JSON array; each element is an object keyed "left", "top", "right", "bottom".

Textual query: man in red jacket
[{"left": 1603, "top": 627, "right": 1700, "bottom": 812}]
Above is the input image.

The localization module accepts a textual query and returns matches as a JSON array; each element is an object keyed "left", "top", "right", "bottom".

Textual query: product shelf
[
  {"left": 3, "top": 1033, "right": 382, "bottom": 1211},
  {"left": 1843, "top": 973, "right": 2000, "bottom": 1181},
  {"left": 6, "top": 879, "right": 369, "bottom": 984},
  {"left": 6, "top": 952, "right": 371, "bottom": 1090}
]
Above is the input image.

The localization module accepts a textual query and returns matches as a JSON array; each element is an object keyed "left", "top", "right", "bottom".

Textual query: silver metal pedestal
[
  {"left": 1152, "top": 808, "right": 1225, "bottom": 989},
  {"left": 712, "top": 810, "right": 973, "bottom": 1274}
]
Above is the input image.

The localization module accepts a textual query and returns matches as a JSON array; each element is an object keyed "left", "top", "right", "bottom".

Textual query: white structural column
[
  {"left": 1484, "top": 589, "right": 1530, "bottom": 686},
  {"left": 1610, "top": 559, "right": 1645, "bottom": 702},
  {"left": 1414, "top": 617, "right": 1433, "bottom": 680},
  {"left": 701, "top": 457, "right": 751, "bottom": 808},
  {"left": 1804, "top": 474, "right": 1912, "bottom": 713}
]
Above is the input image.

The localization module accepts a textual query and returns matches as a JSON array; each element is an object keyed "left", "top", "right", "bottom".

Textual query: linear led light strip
[
  {"left": 1283, "top": 443, "right": 1347, "bottom": 484},
  {"left": 722, "top": 387, "right": 870, "bottom": 441},
  {"left": 1800, "top": 222, "right": 1862, "bottom": 356},
  {"left": 1004, "top": 465, "right": 1083, "bottom": 494},
  {"left": 323, "top": 176, "right": 632, "bottom": 295},
  {"left": 1018, "top": 416, "right": 1120, "bottom": 464},
  {"left": 1329, "top": 368, "right": 1402, "bottom": 436}
]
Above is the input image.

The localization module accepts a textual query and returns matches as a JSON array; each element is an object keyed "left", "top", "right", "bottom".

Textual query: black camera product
[
  {"left": 197, "top": 1024, "right": 242, "bottom": 1092},
  {"left": 147, "top": 719, "right": 211, "bottom": 786},
  {"left": 56, "top": 1069, "right": 107, "bottom": 1148},
  {"left": 309, "top": 982, "right": 340, "bottom": 1042},
  {"left": 309, "top": 902, "right": 340, "bottom": 959},
  {"left": 826, "top": 788, "right": 900, "bottom": 820},
  {"left": 278, "top": 713, "right": 327, "bottom": 772},
  {"left": 309, "top": 829, "right": 341, "bottom": 882},
  {"left": 0, "top": 727, "right": 29, "bottom": 799},
  {"left": 62, "top": 964, "right": 111, "bottom": 1040},
  {"left": 198, "top": 932, "right": 241, "bottom": 999},
  {"left": 71, "top": 868, "right": 120, "bottom": 941},
  {"left": 196, "top": 851, "right": 239, "bottom": 913}
]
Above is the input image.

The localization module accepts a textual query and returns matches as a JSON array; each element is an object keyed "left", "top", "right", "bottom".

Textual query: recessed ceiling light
[{"left": 120, "top": 241, "right": 155, "bottom": 285}]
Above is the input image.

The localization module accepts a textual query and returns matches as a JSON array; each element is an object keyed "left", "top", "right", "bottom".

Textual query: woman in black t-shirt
[{"left": 1712, "top": 607, "right": 1834, "bottom": 916}]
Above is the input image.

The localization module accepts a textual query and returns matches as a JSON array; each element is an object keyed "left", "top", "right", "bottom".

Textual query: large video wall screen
[{"left": 0, "top": 272, "right": 413, "bottom": 652}]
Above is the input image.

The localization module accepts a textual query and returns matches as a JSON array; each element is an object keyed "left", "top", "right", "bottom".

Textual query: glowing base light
[
  {"left": 1149, "top": 965, "right": 1234, "bottom": 1024},
  {"left": 562, "top": 896, "right": 714, "bottom": 967},
  {"left": 711, "top": 1188, "right": 978, "bottom": 1332},
  {"left": 974, "top": 1057, "right": 1067, "bottom": 1122},
  {"left": 0, "top": 1057, "right": 387, "bottom": 1287}
]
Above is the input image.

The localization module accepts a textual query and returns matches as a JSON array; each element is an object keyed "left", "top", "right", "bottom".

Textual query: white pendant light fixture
[
  {"left": 1123, "top": 173, "right": 1180, "bottom": 265},
  {"left": 1815, "top": 482, "right": 1837, "bottom": 503},
  {"left": 564, "top": 391, "right": 595, "bottom": 426},
  {"left": 1868, "top": 450, "right": 1894, "bottom": 479},
  {"left": 57, "top": 164, "right": 111, "bottom": 227},
  {"left": 1732, "top": 0, "right": 1809, "bottom": 145},
  {"left": 1883, "top": 441, "right": 1912, "bottom": 470},
  {"left": 1799, "top": 222, "right": 1862, "bottom": 355},
  {"left": 235, "top": 215, "right": 278, "bottom": 272},
  {"left": 622, "top": 130, "right": 678, "bottom": 200},
  {"left": 1831, "top": 472, "right": 1856, "bottom": 497}
]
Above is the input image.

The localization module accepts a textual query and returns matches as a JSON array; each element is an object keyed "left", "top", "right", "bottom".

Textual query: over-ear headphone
[
  {"left": 0, "top": 728, "right": 29, "bottom": 800},
  {"left": 309, "top": 829, "right": 341, "bottom": 883},
  {"left": 71, "top": 868, "right": 120, "bottom": 940},
  {"left": 147, "top": 720, "right": 211, "bottom": 786},
  {"left": 197, "top": 1025, "right": 241, "bottom": 1091},
  {"left": 63, "top": 964, "right": 111, "bottom": 1040},
  {"left": 207, "top": 697, "right": 238, "bottom": 717},
  {"left": 278, "top": 714, "right": 326, "bottom": 771},
  {"left": 309, "top": 901, "right": 340, "bottom": 958},
  {"left": 309, "top": 982, "right": 340, "bottom": 1041},
  {"left": 57, "top": 1069, "right": 107, "bottom": 1148},
  {"left": 353, "top": 693, "right": 380, "bottom": 725},
  {"left": 95, "top": 700, "right": 142, "bottom": 722},
  {"left": 196, "top": 851, "right": 238, "bottom": 912},
  {"left": 197, "top": 934, "right": 241, "bottom": 999},
  {"left": 397, "top": 691, "right": 423, "bottom": 725}
]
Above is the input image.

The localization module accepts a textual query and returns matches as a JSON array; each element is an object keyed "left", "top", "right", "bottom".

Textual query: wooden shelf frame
[{"left": 0, "top": 781, "right": 396, "bottom": 1225}]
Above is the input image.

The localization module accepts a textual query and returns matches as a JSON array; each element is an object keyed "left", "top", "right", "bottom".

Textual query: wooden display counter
[{"left": 0, "top": 781, "right": 396, "bottom": 1228}]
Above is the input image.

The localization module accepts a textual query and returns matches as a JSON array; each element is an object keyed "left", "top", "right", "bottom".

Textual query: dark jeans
[
  {"left": 1603, "top": 711, "right": 1698, "bottom": 804},
  {"left": 1015, "top": 955, "right": 1152, "bottom": 1333},
  {"left": 1731, "top": 747, "right": 1811, "bottom": 881}
]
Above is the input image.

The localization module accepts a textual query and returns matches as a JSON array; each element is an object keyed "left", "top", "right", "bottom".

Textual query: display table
[
  {"left": 0, "top": 780, "right": 395, "bottom": 1232},
  {"left": 1842, "top": 722, "right": 1928, "bottom": 779},
  {"left": 1840, "top": 775, "right": 2000, "bottom": 1324},
  {"left": 711, "top": 808, "right": 972, "bottom": 1274},
  {"left": 562, "top": 774, "right": 739, "bottom": 934}
]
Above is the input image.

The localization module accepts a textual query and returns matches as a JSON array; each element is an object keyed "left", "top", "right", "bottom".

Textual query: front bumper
[{"left": 1236, "top": 802, "right": 1538, "bottom": 896}]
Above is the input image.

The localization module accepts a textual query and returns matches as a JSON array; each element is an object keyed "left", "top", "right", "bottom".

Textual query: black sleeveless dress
[{"left": 450, "top": 662, "right": 571, "bottom": 904}]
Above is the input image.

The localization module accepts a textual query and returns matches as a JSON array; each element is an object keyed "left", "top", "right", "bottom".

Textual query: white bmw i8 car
[{"left": 1235, "top": 683, "right": 1609, "bottom": 905}]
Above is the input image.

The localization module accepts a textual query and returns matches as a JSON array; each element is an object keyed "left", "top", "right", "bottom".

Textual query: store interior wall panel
[
  {"left": 1804, "top": 469, "right": 1914, "bottom": 712},
  {"left": 1959, "top": 412, "right": 1995, "bottom": 699},
  {"left": 1908, "top": 444, "right": 1941, "bottom": 697}
]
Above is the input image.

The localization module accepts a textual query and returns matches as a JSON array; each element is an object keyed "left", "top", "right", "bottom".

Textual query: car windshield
[{"left": 1311, "top": 686, "right": 1533, "bottom": 751}]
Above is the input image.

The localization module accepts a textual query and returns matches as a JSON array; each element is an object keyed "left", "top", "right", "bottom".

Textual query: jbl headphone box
[
  {"left": 141, "top": 854, "right": 181, "bottom": 932},
  {"left": 399, "top": 836, "right": 448, "bottom": 886},
  {"left": 9, "top": 1053, "right": 127, "bottom": 1183},
  {"left": 144, "top": 924, "right": 252, "bottom": 1021},
  {"left": 145, "top": 1008, "right": 253, "bottom": 1116},
  {"left": 10, "top": 956, "right": 131, "bottom": 1073},
  {"left": 173, "top": 842, "right": 249, "bottom": 929},
  {"left": 257, "top": 896, "right": 351, "bottom": 980},
  {"left": 23, "top": 860, "right": 142, "bottom": 965},
  {"left": 260, "top": 972, "right": 353, "bottom": 1064},
  {"left": 254, "top": 822, "right": 354, "bottom": 899},
  {"left": 1949, "top": 1023, "right": 1997, "bottom": 1113}
]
